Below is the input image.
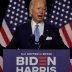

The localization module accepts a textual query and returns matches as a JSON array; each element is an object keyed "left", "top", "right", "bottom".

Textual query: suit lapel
[
  {"left": 27, "top": 21, "right": 32, "bottom": 35},
  {"left": 43, "top": 22, "right": 49, "bottom": 37}
]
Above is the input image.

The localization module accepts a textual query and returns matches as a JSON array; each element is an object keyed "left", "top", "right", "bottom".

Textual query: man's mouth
[
  {"left": 38, "top": 15, "right": 43, "bottom": 18},
  {"left": 38, "top": 15, "right": 43, "bottom": 17}
]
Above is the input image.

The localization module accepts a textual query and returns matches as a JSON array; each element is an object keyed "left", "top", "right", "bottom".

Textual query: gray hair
[
  {"left": 29, "top": 0, "right": 34, "bottom": 16},
  {"left": 29, "top": 0, "right": 47, "bottom": 16}
]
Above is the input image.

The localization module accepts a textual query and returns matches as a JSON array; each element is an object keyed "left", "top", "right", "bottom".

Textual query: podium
[{"left": 3, "top": 49, "right": 70, "bottom": 72}]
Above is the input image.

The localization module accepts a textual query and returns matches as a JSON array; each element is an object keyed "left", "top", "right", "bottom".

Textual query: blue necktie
[{"left": 34, "top": 25, "right": 40, "bottom": 42}]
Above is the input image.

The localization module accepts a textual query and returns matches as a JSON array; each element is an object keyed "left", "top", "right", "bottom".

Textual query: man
[{"left": 6, "top": 0, "right": 67, "bottom": 49}]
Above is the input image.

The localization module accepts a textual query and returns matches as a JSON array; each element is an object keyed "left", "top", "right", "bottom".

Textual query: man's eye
[
  {"left": 37, "top": 8, "right": 40, "bottom": 9},
  {"left": 43, "top": 9, "right": 46, "bottom": 11}
]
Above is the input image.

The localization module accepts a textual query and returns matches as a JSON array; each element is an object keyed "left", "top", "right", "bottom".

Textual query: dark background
[{"left": 0, "top": 0, "right": 72, "bottom": 58}]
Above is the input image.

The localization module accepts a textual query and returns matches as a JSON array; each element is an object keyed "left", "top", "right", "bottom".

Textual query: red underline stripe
[
  {"left": 39, "top": 56, "right": 46, "bottom": 59},
  {"left": 39, "top": 60, "right": 46, "bottom": 63}
]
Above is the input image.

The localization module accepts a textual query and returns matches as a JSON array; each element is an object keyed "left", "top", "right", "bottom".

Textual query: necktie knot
[{"left": 34, "top": 24, "right": 40, "bottom": 42}]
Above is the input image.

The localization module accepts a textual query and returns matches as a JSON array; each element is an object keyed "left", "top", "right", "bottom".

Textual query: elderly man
[{"left": 6, "top": 0, "right": 67, "bottom": 49}]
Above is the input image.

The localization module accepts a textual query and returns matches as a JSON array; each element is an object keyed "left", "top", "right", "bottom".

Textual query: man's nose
[{"left": 39, "top": 9, "right": 44, "bottom": 14}]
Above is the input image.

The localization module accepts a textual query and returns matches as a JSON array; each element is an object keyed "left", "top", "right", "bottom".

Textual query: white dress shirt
[{"left": 31, "top": 19, "right": 44, "bottom": 36}]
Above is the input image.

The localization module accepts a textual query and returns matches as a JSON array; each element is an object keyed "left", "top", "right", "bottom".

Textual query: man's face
[{"left": 32, "top": 0, "right": 46, "bottom": 23}]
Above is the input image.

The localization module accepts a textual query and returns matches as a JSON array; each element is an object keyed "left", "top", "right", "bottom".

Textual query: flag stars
[
  {"left": 55, "top": 0, "right": 58, "bottom": 3},
  {"left": 14, "top": 23, "right": 17, "bottom": 26},
  {"left": 44, "top": 17, "right": 46, "bottom": 20},
  {"left": 70, "top": 13, "right": 72, "bottom": 16},
  {"left": 15, "top": 18, "right": 18, "bottom": 21},
  {"left": 11, "top": 16, "right": 14, "bottom": 19},
  {"left": 66, "top": 11, "right": 69, "bottom": 14},
  {"left": 8, "top": 4, "right": 12, "bottom": 8},
  {"left": 63, "top": 0, "right": 66, "bottom": 2},
  {"left": 8, "top": 9, "right": 11, "bottom": 12},
  {"left": 54, "top": 5, "right": 57, "bottom": 8},
  {"left": 53, "top": 10, "right": 55, "bottom": 13},
  {"left": 19, "top": 20, "right": 22, "bottom": 23},
  {"left": 17, "top": 8, "right": 20, "bottom": 11},
  {"left": 21, "top": 5, "right": 24, "bottom": 9},
  {"left": 57, "top": 12, "right": 59, "bottom": 15},
  {"left": 58, "top": 2, "right": 61, "bottom": 5},
  {"left": 62, "top": 9, "right": 64, "bottom": 12},
  {"left": 56, "top": 17, "right": 58, "bottom": 20},
  {"left": 68, "top": 1, "right": 70, "bottom": 4},
  {"left": 60, "top": 19, "right": 63, "bottom": 21},
  {"left": 16, "top": 13, "right": 19, "bottom": 16},
  {"left": 69, "top": 17, "right": 72, "bottom": 20},
  {"left": 21, "top": 10, "right": 24, "bottom": 13},
  {"left": 67, "top": 6, "right": 70, "bottom": 9},
  {"left": 18, "top": 4, "right": 20, "bottom": 7},
  {"left": 13, "top": 27, "right": 16, "bottom": 31},
  {"left": 4, "top": 0, "right": 28, "bottom": 35},
  {"left": 47, "top": 0, "right": 71, "bottom": 29},
  {"left": 58, "top": 7, "right": 60, "bottom": 10},
  {"left": 65, "top": 16, "right": 68, "bottom": 19},
  {"left": 63, "top": 4, "right": 65, "bottom": 7},
  {"left": 45, "top": 12, "right": 47, "bottom": 15},
  {"left": 10, "top": 0, "right": 12, "bottom": 3},
  {"left": 55, "top": 22, "right": 58, "bottom": 25},
  {"left": 22, "top": 1, "right": 25, "bottom": 4},
  {"left": 12, "top": 11, "right": 15, "bottom": 14},
  {"left": 61, "top": 14, "right": 64, "bottom": 17},
  {"left": 24, "top": 17, "right": 27, "bottom": 20},
  {"left": 23, "top": 21, "right": 26, "bottom": 23},
  {"left": 13, "top": 6, "right": 16, "bottom": 9},
  {"left": 20, "top": 15, "right": 23, "bottom": 18},
  {"left": 50, "top": 20, "right": 53, "bottom": 23},
  {"left": 10, "top": 21, "right": 13, "bottom": 24},
  {"left": 14, "top": 1, "right": 17, "bottom": 5},
  {"left": 6, "top": 14, "right": 10, "bottom": 17},
  {"left": 51, "top": 15, "right": 54, "bottom": 18},
  {"left": 59, "top": 24, "right": 62, "bottom": 27},
  {"left": 64, "top": 20, "right": 67, "bottom": 23}
]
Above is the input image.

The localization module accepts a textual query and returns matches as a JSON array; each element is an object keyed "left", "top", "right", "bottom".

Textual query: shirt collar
[
  {"left": 31, "top": 19, "right": 44, "bottom": 27},
  {"left": 31, "top": 19, "right": 44, "bottom": 35}
]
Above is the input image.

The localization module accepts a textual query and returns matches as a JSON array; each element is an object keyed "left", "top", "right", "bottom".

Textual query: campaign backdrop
[{"left": 3, "top": 49, "right": 70, "bottom": 72}]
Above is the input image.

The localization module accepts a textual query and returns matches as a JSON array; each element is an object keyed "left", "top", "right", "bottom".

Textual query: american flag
[
  {"left": 48, "top": 0, "right": 72, "bottom": 48},
  {"left": 47, "top": 0, "right": 72, "bottom": 71},
  {"left": 0, "top": 0, "right": 28, "bottom": 72},
  {"left": 0, "top": 0, "right": 28, "bottom": 47}
]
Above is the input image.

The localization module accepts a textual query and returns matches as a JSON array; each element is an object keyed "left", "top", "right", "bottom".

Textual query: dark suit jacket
[{"left": 7, "top": 21, "right": 67, "bottom": 49}]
